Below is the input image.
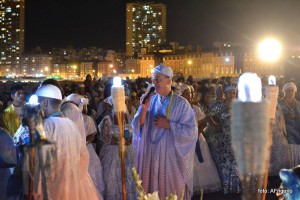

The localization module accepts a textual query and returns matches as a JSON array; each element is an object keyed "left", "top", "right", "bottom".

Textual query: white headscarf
[
  {"left": 66, "top": 93, "right": 89, "bottom": 112},
  {"left": 180, "top": 84, "right": 190, "bottom": 95},
  {"left": 282, "top": 82, "right": 297, "bottom": 93},
  {"left": 214, "top": 84, "right": 223, "bottom": 96},
  {"left": 61, "top": 102, "right": 86, "bottom": 140}
]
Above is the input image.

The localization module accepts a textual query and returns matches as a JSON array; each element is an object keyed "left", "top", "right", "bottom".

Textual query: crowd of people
[{"left": 0, "top": 64, "right": 299, "bottom": 200}]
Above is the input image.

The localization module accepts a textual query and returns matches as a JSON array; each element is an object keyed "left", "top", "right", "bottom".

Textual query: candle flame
[
  {"left": 238, "top": 73, "right": 262, "bottom": 102},
  {"left": 268, "top": 75, "right": 276, "bottom": 86},
  {"left": 113, "top": 76, "right": 122, "bottom": 87}
]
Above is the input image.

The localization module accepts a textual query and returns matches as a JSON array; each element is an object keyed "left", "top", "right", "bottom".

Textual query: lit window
[{"left": 6, "top": 7, "right": 11, "bottom": 13}]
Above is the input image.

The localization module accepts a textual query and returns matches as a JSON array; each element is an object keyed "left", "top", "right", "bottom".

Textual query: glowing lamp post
[
  {"left": 258, "top": 38, "right": 282, "bottom": 62},
  {"left": 111, "top": 76, "right": 127, "bottom": 200},
  {"left": 258, "top": 38, "right": 282, "bottom": 75},
  {"left": 231, "top": 73, "right": 270, "bottom": 200}
]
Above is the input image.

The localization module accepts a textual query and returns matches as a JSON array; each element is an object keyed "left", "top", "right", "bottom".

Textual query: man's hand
[
  {"left": 140, "top": 93, "right": 152, "bottom": 126},
  {"left": 140, "top": 93, "right": 151, "bottom": 112},
  {"left": 154, "top": 116, "right": 170, "bottom": 129}
]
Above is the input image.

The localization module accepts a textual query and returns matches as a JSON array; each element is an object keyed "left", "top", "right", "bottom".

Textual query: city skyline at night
[
  {"left": 0, "top": 0, "right": 299, "bottom": 80},
  {"left": 24, "top": 0, "right": 300, "bottom": 51}
]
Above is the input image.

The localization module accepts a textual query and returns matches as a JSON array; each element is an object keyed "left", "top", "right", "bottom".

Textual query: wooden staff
[
  {"left": 27, "top": 110, "right": 36, "bottom": 200},
  {"left": 116, "top": 111, "right": 127, "bottom": 200},
  {"left": 262, "top": 120, "right": 273, "bottom": 200}
]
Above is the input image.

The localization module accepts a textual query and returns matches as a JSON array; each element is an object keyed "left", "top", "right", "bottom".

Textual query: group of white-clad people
[{"left": 0, "top": 63, "right": 299, "bottom": 200}]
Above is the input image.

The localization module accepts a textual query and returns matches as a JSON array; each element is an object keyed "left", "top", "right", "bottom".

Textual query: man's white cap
[
  {"left": 35, "top": 84, "right": 62, "bottom": 100},
  {"left": 153, "top": 63, "right": 173, "bottom": 78}
]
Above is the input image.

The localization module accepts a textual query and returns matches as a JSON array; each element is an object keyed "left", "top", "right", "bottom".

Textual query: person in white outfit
[{"left": 180, "top": 84, "right": 221, "bottom": 194}]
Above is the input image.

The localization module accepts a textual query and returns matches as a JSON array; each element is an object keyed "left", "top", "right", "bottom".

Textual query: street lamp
[
  {"left": 258, "top": 38, "right": 282, "bottom": 75},
  {"left": 258, "top": 38, "right": 282, "bottom": 62}
]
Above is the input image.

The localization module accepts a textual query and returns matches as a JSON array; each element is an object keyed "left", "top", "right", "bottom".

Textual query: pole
[
  {"left": 262, "top": 120, "right": 273, "bottom": 200},
  {"left": 27, "top": 117, "right": 36, "bottom": 200},
  {"left": 116, "top": 111, "right": 127, "bottom": 200}
]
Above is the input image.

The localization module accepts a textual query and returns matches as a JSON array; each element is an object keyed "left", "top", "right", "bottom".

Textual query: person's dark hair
[
  {"left": 103, "top": 83, "right": 112, "bottom": 99},
  {"left": 199, "top": 87, "right": 209, "bottom": 105},
  {"left": 39, "top": 96, "right": 62, "bottom": 109},
  {"left": 10, "top": 85, "right": 24, "bottom": 95},
  {"left": 41, "top": 79, "right": 65, "bottom": 98},
  {"left": 85, "top": 74, "right": 92, "bottom": 80},
  {"left": 212, "top": 78, "right": 219, "bottom": 84}
]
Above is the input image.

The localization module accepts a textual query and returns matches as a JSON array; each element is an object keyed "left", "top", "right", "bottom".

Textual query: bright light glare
[
  {"left": 113, "top": 76, "right": 122, "bottom": 87},
  {"left": 258, "top": 38, "right": 282, "bottom": 62},
  {"left": 28, "top": 94, "right": 39, "bottom": 105}
]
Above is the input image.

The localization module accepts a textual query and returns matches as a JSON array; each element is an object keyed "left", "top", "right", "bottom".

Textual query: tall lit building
[
  {"left": 0, "top": 0, "right": 25, "bottom": 76},
  {"left": 126, "top": 2, "right": 166, "bottom": 58}
]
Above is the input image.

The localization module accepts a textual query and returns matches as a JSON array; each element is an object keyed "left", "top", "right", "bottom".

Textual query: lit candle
[
  {"left": 268, "top": 75, "right": 276, "bottom": 86},
  {"left": 238, "top": 73, "right": 262, "bottom": 102},
  {"left": 28, "top": 94, "right": 39, "bottom": 106},
  {"left": 231, "top": 72, "right": 270, "bottom": 199},
  {"left": 111, "top": 76, "right": 126, "bottom": 112},
  {"left": 111, "top": 76, "right": 127, "bottom": 198},
  {"left": 265, "top": 75, "right": 279, "bottom": 118}
]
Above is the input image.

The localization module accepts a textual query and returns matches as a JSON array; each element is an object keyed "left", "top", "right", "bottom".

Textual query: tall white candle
[
  {"left": 266, "top": 75, "right": 279, "bottom": 118},
  {"left": 231, "top": 73, "right": 270, "bottom": 189},
  {"left": 111, "top": 76, "right": 126, "bottom": 112}
]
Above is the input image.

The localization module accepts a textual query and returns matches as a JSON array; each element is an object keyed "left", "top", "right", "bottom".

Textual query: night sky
[{"left": 25, "top": 0, "right": 300, "bottom": 51}]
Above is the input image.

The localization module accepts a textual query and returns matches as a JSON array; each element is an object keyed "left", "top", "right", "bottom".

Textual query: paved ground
[
  {"left": 192, "top": 192, "right": 278, "bottom": 200},
  {"left": 191, "top": 176, "right": 281, "bottom": 200}
]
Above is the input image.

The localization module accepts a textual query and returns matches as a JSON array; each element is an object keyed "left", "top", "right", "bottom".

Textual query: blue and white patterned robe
[{"left": 132, "top": 93, "right": 197, "bottom": 200}]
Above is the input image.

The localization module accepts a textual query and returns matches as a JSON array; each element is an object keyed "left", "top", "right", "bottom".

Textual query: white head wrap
[
  {"left": 153, "top": 63, "right": 173, "bottom": 78},
  {"left": 66, "top": 93, "right": 89, "bottom": 112},
  {"left": 61, "top": 102, "right": 86, "bottom": 140},
  {"left": 35, "top": 84, "right": 62, "bottom": 100},
  {"left": 215, "top": 84, "right": 223, "bottom": 96},
  {"left": 180, "top": 84, "right": 191, "bottom": 95},
  {"left": 223, "top": 84, "right": 237, "bottom": 94},
  {"left": 282, "top": 82, "right": 297, "bottom": 93}
]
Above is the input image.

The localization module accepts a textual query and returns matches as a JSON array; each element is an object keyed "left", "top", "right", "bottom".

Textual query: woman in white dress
[
  {"left": 63, "top": 94, "right": 105, "bottom": 196},
  {"left": 181, "top": 84, "right": 221, "bottom": 193}
]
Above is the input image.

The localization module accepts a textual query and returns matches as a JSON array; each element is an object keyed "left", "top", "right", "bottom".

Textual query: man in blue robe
[{"left": 132, "top": 64, "right": 198, "bottom": 199}]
